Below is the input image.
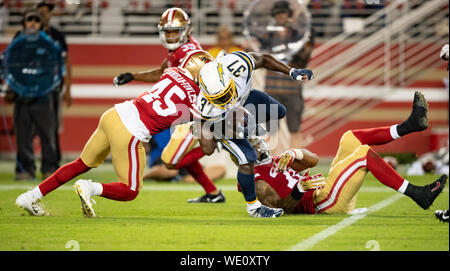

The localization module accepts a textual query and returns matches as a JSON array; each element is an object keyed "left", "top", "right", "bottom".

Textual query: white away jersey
[{"left": 196, "top": 51, "right": 256, "bottom": 121}]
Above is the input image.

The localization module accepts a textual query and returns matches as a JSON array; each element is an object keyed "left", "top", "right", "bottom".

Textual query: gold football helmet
[
  {"left": 158, "top": 7, "right": 191, "bottom": 51},
  {"left": 179, "top": 50, "right": 213, "bottom": 83}
]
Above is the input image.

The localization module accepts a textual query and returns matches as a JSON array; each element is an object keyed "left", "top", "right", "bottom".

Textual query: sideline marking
[{"left": 288, "top": 193, "right": 404, "bottom": 251}]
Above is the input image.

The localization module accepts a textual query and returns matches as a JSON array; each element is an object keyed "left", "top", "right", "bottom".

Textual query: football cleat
[
  {"left": 248, "top": 205, "right": 284, "bottom": 218},
  {"left": 434, "top": 209, "right": 449, "bottom": 223},
  {"left": 410, "top": 175, "right": 447, "bottom": 210},
  {"left": 74, "top": 179, "right": 96, "bottom": 218},
  {"left": 187, "top": 190, "right": 226, "bottom": 203},
  {"left": 15, "top": 191, "right": 48, "bottom": 216}
]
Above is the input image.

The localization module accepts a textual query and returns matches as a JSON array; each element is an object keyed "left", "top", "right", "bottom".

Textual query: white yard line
[{"left": 288, "top": 193, "right": 405, "bottom": 251}]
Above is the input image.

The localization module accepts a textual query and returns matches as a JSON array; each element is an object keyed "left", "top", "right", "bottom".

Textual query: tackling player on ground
[
  {"left": 15, "top": 50, "right": 213, "bottom": 217},
  {"left": 196, "top": 50, "right": 314, "bottom": 217},
  {"left": 114, "top": 8, "right": 224, "bottom": 203},
  {"left": 243, "top": 91, "right": 447, "bottom": 214}
]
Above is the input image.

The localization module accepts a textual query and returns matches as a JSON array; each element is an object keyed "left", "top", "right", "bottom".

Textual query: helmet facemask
[
  {"left": 249, "top": 138, "right": 272, "bottom": 164},
  {"left": 158, "top": 25, "right": 190, "bottom": 51}
]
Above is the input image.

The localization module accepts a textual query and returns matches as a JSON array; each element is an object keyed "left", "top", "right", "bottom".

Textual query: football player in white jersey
[{"left": 195, "top": 50, "right": 313, "bottom": 217}]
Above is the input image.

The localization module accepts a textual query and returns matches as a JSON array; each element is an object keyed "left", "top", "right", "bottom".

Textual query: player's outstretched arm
[
  {"left": 248, "top": 52, "right": 314, "bottom": 81},
  {"left": 113, "top": 59, "right": 168, "bottom": 85}
]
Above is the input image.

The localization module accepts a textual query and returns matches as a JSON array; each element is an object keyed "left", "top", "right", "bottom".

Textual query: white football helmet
[
  {"left": 249, "top": 137, "right": 271, "bottom": 164},
  {"left": 198, "top": 61, "right": 237, "bottom": 110},
  {"left": 158, "top": 7, "right": 191, "bottom": 51}
]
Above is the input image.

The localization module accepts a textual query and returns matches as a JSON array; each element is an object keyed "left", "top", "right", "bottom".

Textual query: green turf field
[{"left": 0, "top": 162, "right": 448, "bottom": 251}]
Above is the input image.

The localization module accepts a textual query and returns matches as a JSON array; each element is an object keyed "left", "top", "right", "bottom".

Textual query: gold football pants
[
  {"left": 314, "top": 131, "right": 370, "bottom": 214},
  {"left": 161, "top": 123, "right": 198, "bottom": 166},
  {"left": 80, "top": 108, "right": 146, "bottom": 191}
]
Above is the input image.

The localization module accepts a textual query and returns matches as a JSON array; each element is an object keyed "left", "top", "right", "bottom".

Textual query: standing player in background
[
  {"left": 15, "top": 50, "right": 213, "bottom": 217},
  {"left": 114, "top": 8, "right": 225, "bottom": 203},
  {"left": 435, "top": 43, "right": 449, "bottom": 223},
  {"left": 196, "top": 50, "right": 314, "bottom": 217},
  {"left": 36, "top": 1, "right": 72, "bottom": 174},
  {"left": 244, "top": 92, "right": 447, "bottom": 215}
]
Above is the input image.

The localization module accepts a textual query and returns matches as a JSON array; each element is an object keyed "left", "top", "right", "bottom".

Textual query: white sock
[
  {"left": 397, "top": 179, "right": 409, "bottom": 194},
  {"left": 31, "top": 186, "right": 43, "bottom": 201},
  {"left": 246, "top": 199, "right": 262, "bottom": 212},
  {"left": 390, "top": 124, "right": 401, "bottom": 140},
  {"left": 90, "top": 182, "right": 103, "bottom": 196}
]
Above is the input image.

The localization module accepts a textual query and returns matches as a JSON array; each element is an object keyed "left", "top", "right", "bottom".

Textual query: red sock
[
  {"left": 38, "top": 157, "right": 90, "bottom": 196},
  {"left": 184, "top": 160, "right": 217, "bottom": 194},
  {"left": 352, "top": 126, "right": 395, "bottom": 145},
  {"left": 366, "top": 149, "right": 406, "bottom": 191},
  {"left": 175, "top": 147, "right": 205, "bottom": 169},
  {"left": 101, "top": 182, "right": 139, "bottom": 201}
]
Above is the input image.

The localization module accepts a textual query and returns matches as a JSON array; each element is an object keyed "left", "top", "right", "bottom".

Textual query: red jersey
[
  {"left": 254, "top": 156, "right": 317, "bottom": 214},
  {"left": 115, "top": 67, "right": 199, "bottom": 141},
  {"left": 167, "top": 36, "right": 202, "bottom": 68}
]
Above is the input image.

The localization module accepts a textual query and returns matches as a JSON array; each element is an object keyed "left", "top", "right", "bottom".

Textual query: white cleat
[
  {"left": 74, "top": 179, "right": 96, "bottom": 218},
  {"left": 15, "top": 191, "right": 49, "bottom": 216}
]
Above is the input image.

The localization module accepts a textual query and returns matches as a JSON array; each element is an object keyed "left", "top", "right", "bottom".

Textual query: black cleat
[
  {"left": 409, "top": 175, "right": 447, "bottom": 210},
  {"left": 187, "top": 190, "right": 226, "bottom": 203},
  {"left": 397, "top": 91, "right": 429, "bottom": 136},
  {"left": 434, "top": 209, "right": 449, "bottom": 223}
]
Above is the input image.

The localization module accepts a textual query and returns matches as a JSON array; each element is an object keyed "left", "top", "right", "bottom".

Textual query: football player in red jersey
[
  {"left": 114, "top": 7, "right": 224, "bottom": 203},
  {"left": 15, "top": 50, "right": 213, "bottom": 217},
  {"left": 240, "top": 92, "right": 447, "bottom": 214},
  {"left": 113, "top": 7, "right": 201, "bottom": 86}
]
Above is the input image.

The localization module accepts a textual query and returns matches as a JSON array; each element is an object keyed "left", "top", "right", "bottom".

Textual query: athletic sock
[
  {"left": 101, "top": 182, "right": 138, "bottom": 201},
  {"left": 184, "top": 160, "right": 217, "bottom": 194},
  {"left": 237, "top": 171, "right": 257, "bottom": 202},
  {"left": 246, "top": 199, "right": 262, "bottom": 212},
  {"left": 366, "top": 149, "right": 409, "bottom": 193},
  {"left": 174, "top": 147, "right": 205, "bottom": 169},
  {"left": 352, "top": 126, "right": 397, "bottom": 145},
  {"left": 38, "top": 157, "right": 90, "bottom": 196},
  {"left": 90, "top": 182, "right": 103, "bottom": 196}
]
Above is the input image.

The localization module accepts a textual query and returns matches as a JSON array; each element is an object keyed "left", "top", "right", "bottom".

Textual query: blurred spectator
[
  {"left": 383, "top": 156, "right": 398, "bottom": 170},
  {"left": 407, "top": 146, "right": 449, "bottom": 176},
  {"left": 208, "top": 25, "right": 243, "bottom": 58},
  {"left": 36, "top": 0, "right": 73, "bottom": 167},
  {"left": 262, "top": 1, "right": 315, "bottom": 149},
  {"left": 0, "top": 1, "right": 7, "bottom": 34},
  {"left": 3, "top": 8, "right": 64, "bottom": 180}
]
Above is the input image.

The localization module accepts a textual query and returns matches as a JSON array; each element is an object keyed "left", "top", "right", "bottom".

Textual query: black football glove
[
  {"left": 289, "top": 68, "right": 314, "bottom": 81},
  {"left": 113, "top": 73, "right": 134, "bottom": 86}
]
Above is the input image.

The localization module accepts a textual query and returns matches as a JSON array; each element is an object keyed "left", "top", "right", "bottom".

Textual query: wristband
[{"left": 291, "top": 149, "right": 304, "bottom": 160}]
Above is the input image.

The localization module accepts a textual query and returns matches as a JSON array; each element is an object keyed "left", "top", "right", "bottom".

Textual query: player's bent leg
[
  {"left": 15, "top": 109, "right": 113, "bottom": 216},
  {"left": 316, "top": 145, "right": 371, "bottom": 214},
  {"left": 222, "top": 139, "right": 283, "bottom": 217},
  {"left": 161, "top": 124, "right": 197, "bottom": 168},
  {"left": 244, "top": 89, "right": 286, "bottom": 124},
  {"left": 329, "top": 130, "right": 365, "bottom": 169}
]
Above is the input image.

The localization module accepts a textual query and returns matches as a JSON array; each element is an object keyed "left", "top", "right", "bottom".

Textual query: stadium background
[{"left": 0, "top": 0, "right": 448, "bottom": 176}]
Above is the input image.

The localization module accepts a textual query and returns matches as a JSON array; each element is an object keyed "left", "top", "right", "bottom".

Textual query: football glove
[
  {"left": 113, "top": 73, "right": 134, "bottom": 86},
  {"left": 276, "top": 150, "right": 295, "bottom": 172},
  {"left": 289, "top": 68, "right": 314, "bottom": 81},
  {"left": 299, "top": 170, "right": 326, "bottom": 191}
]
